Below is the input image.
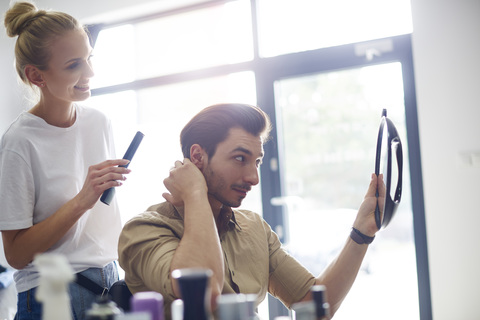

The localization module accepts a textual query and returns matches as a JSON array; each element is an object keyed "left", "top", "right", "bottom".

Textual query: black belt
[{"left": 75, "top": 272, "right": 109, "bottom": 297}]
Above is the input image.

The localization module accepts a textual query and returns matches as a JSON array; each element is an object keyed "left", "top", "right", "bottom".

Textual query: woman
[{"left": 1, "top": 2, "right": 130, "bottom": 319}]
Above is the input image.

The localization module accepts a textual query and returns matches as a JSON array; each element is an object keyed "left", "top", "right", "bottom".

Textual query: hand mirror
[{"left": 374, "top": 109, "right": 403, "bottom": 229}]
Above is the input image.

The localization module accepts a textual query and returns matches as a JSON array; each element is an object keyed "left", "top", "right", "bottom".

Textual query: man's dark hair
[{"left": 180, "top": 103, "right": 272, "bottom": 159}]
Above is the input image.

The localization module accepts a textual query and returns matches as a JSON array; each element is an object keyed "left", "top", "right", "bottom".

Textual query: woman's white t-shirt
[{"left": 0, "top": 104, "right": 122, "bottom": 293}]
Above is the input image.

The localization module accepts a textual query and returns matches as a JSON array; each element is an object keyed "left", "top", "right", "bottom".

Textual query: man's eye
[{"left": 235, "top": 156, "right": 245, "bottom": 162}]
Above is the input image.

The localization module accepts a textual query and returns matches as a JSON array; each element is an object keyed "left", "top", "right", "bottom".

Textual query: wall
[
  {"left": 0, "top": 11, "right": 21, "bottom": 132},
  {"left": 1, "top": 0, "right": 479, "bottom": 319},
  {"left": 410, "top": 0, "right": 480, "bottom": 319}
]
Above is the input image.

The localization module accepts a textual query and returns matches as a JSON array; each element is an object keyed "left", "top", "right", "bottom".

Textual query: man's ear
[
  {"left": 190, "top": 144, "right": 206, "bottom": 169},
  {"left": 25, "top": 65, "right": 45, "bottom": 88}
]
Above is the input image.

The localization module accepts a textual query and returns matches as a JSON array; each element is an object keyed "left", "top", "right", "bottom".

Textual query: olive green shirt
[{"left": 118, "top": 202, "right": 315, "bottom": 319}]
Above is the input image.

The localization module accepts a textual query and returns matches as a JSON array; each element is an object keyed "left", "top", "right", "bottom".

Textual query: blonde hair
[{"left": 4, "top": 1, "right": 85, "bottom": 85}]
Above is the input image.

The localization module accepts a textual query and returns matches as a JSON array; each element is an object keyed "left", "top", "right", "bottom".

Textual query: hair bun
[{"left": 4, "top": 2, "right": 46, "bottom": 37}]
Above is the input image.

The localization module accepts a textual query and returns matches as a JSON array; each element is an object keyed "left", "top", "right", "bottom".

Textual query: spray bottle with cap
[{"left": 34, "top": 253, "right": 75, "bottom": 320}]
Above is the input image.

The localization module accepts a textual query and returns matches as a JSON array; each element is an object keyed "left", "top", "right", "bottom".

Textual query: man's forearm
[
  {"left": 170, "top": 198, "right": 225, "bottom": 298},
  {"left": 314, "top": 237, "right": 369, "bottom": 316}
]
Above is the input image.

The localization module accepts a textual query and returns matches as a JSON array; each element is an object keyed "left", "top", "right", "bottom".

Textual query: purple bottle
[{"left": 131, "top": 291, "right": 164, "bottom": 320}]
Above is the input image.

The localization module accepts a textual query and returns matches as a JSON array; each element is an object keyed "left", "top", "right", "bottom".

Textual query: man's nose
[{"left": 245, "top": 166, "right": 260, "bottom": 186}]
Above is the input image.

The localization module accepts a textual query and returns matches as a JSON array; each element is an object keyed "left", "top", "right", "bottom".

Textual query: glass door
[{"left": 273, "top": 62, "right": 419, "bottom": 320}]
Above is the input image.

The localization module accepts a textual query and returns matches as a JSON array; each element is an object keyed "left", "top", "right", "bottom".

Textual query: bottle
[
  {"left": 291, "top": 300, "right": 315, "bottom": 320},
  {"left": 34, "top": 253, "right": 75, "bottom": 320},
  {"left": 216, "top": 293, "right": 248, "bottom": 320},
  {"left": 114, "top": 314, "right": 150, "bottom": 320},
  {"left": 131, "top": 291, "right": 164, "bottom": 320},
  {"left": 171, "top": 268, "right": 213, "bottom": 320},
  {"left": 245, "top": 294, "right": 260, "bottom": 320},
  {"left": 171, "top": 299, "right": 184, "bottom": 320},
  {"left": 310, "top": 285, "right": 330, "bottom": 320},
  {"left": 86, "top": 296, "right": 123, "bottom": 320}
]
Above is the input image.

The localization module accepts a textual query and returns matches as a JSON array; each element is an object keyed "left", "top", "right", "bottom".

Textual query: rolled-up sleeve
[
  {"left": 266, "top": 219, "right": 316, "bottom": 308},
  {"left": 118, "top": 208, "right": 183, "bottom": 303}
]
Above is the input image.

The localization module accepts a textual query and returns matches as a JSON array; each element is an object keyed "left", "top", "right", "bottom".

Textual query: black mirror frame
[{"left": 374, "top": 109, "right": 403, "bottom": 229}]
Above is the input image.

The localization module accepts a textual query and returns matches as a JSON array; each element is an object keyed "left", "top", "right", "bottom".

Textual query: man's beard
[{"left": 204, "top": 165, "right": 248, "bottom": 208}]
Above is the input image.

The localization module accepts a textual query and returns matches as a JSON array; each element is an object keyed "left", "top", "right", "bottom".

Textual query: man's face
[{"left": 203, "top": 127, "right": 264, "bottom": 208}]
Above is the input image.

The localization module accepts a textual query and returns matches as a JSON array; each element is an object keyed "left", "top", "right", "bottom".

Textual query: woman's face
[{"left": 41, "top": 29, "right": 94, "bottom": 104}]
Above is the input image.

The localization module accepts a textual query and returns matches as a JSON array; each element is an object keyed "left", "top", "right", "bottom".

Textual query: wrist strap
[{"left": 350, "top": 227, "right": 375, "bottom": 244}]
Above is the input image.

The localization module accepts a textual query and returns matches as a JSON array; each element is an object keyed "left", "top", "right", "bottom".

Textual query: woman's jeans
[{"left": 15, "top": 262, "right": 119, "bottom": 320}]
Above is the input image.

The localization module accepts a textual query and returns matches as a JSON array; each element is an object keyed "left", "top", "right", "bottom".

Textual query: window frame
[{"left": 255, "top": 34, "right": 431, "bottom": 319}]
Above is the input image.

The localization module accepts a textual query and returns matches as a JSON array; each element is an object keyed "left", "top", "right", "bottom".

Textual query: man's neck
[
  {"left": 207, "top": 194, "right": 223, "bottom": 219},
  {"left": 207, "top": 196, "right": 233, "bottom": 235},
  {"left": 215, "top": 205, "right": 233, "bottom": 236}
]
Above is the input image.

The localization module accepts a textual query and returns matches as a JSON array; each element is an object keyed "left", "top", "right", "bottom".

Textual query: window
[
  {"left": 90, "top": 0, "right": 253, "bottom": 89},
  {"left": 87, "top": 1, "right": 430, "bottom": 319},
  {"left": 256, "top": 0, "right": 413, "bottom": 57},
  {"left": 274, "top": 63, "right": 418, "bottom": 319}
]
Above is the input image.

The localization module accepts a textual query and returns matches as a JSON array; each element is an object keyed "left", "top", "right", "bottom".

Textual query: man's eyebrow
[
  {"left": 231, "top": 147, "right": 252, "bottom": 155},
  {"left": 231, "top": 147, "right": 264, "bottom": 158}
]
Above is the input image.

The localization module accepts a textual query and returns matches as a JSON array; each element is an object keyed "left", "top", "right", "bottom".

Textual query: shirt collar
[{"left": 173, "top": 204, "right": 242, "bottom": 235}]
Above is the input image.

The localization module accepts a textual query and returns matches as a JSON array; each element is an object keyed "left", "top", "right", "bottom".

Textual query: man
[{"left": 118, "top": 103, "right": 382, "bottom": 319}]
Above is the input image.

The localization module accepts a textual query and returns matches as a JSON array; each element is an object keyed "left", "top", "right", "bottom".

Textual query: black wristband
[{"left": 350, "top": 227, "right": 375, "bottom": 245}]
